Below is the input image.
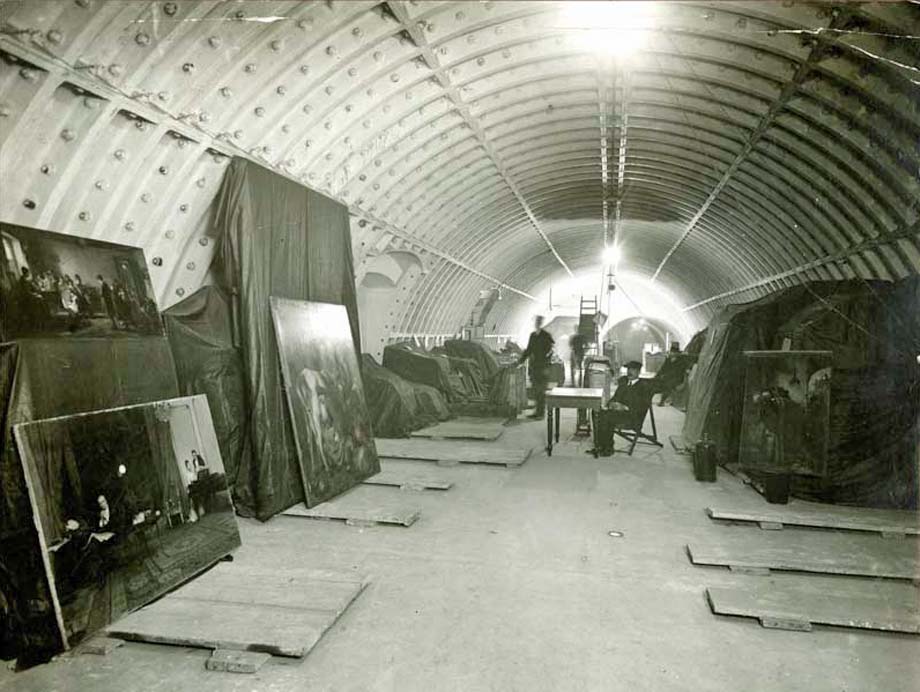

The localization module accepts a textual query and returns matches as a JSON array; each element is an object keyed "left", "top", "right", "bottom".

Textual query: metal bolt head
[
  {"left": 23, "top": 199, "right": 37, "bottom": 209},
  {"left": 152, "top": 256, "right": 163, "bottom": 266},
  {"left": 124, "top": 221, "right": 135, "bottom": 231},
  {"left": 135, "top": 32, "right": 150, "bottom": 46},
  {"left": 208, "top": 35, "right": 222, "bottom": 48},
  {"left": 79, "top": 211, "right": 91, "bottom": 221},
  {"left": 182, "top": 62, "right": 194, "bottom": 73},
  {"left": 61, "top": 128, "right": 76, "bottom": 141},
  {"left": 163, "top": 2, "right": 178, "bottom": 16},
  {"left": 219, "top": 86, "right": 232, "bottom": 98},
  {"left": 40, "top": 163, "right": 55, "bottom": 175}
]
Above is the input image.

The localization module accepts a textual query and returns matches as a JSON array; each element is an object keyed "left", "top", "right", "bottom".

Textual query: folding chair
[{"left": 612, "top": 394, "right": 664, "bottom": 456}]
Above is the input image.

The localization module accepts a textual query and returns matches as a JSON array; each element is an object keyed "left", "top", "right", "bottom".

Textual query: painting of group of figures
[
  {"left": 739, "top": 350, "right": 832, "bottom": 477},
  {"left": 270, "top": 298, "right": 380, "bottom": 507},
  {"left": 0, "top": 223, "right": 163, "bottom": 340},
  {"left": 15, "top": 395, "right": 240, "bottom": 648}
]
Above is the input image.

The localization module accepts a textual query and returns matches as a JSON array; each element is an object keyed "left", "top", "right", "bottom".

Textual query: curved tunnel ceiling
[{"left": 0, "top": 1, "right": 918, "bottom": 340}]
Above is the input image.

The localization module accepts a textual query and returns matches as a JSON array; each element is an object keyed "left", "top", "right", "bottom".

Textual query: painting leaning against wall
[
  {"left": 14, "top": 395, "right": 240, "bottom": 650},
  {"left": 270, "top": 297, "right": 380, "bottom": 507},
  {"left": 0, "top": 222, "right": 163, "bottom": 341}
]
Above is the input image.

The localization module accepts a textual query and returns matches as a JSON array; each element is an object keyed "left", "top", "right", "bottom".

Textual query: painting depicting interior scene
[
  {"left": 15, "top": 395, "right": 240, "bottom": 648},
  {"left": 270, "top": 298, "right": 379, "bottom": 507},
  {"left": 0, "top": 223, "right": 163, "bottom": 340},
  {"left": 739, "top": 351, "right": 833, "bottom": 477}
]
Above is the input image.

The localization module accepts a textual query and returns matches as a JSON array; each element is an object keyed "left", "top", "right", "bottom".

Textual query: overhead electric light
[
  {"left": 559, "top": 1, "right": 657, "bottom": 60},
  {"left": 603, "top": 243, "right": 621, "bottom": 266}
]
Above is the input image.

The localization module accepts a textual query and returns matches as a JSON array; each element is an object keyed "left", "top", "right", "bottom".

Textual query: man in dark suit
[
  {"left": 607, "top": 360, "right": 656, "bottom": 430},
  {"left": 518, "top": 315, "right": 555, "bottom": 419},
  {"left": 97, "top": 275, "right": 117, "bottom": 329}
]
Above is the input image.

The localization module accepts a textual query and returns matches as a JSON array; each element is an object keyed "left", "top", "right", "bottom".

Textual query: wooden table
[{"left": 545, "top": 387, "right": 604, "bottom": 457}]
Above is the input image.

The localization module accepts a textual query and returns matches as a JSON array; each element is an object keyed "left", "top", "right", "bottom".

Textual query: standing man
[
  {"left": 97, "top": 275, "right": 118, "bottom": 329},
  {"left": 518, "top": 315, "right": 555, "bottom": 419}
]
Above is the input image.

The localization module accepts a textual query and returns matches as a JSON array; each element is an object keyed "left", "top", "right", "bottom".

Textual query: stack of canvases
[{"left": 0, "top": 224, "right": 241, "bottom": 664}]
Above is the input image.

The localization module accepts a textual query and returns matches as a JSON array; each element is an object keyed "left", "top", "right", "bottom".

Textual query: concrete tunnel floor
[{"left": 3, "top": 406, "right": 918, "bottom": 692}]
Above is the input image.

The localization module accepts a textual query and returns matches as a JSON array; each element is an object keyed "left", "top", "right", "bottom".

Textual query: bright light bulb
[
  {"left": 559, "top": 1, "right": 657, "bottom": 59},
  {"left": 603, "top": 244, "right": 621, "bottom": 265}
]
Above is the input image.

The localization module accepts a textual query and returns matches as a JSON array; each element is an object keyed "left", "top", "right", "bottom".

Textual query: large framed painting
[
  {"left": 0, "top": 222, "right": 163, "bottom": 340},
  {"left": 270, "top": 297, "right": 379, "bottom": 507},
  {"left": 739, "top": 350, "right": 832, "bottom": 477},
  {"left": 14, "top": 395, "right": 240, "bottom": 649}
]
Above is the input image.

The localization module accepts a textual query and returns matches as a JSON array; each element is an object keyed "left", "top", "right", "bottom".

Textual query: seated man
[{"left": 595, "top": 361, "right": 657, "bottom": 455}]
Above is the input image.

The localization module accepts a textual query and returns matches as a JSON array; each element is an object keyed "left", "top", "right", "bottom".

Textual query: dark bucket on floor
[
  {"left": 763, "top": 473, "right": 791, "bottom": 504},
  {"left": 692, "top": 439, "right": 717, "bottom": 482}
]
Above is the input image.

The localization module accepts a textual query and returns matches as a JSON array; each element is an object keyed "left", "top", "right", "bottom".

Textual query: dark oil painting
[
  {"left": 14, "top": 395, "right": 241, "bottom": 649},
  {"left": 0, "top": 222, "right": 163, "bottom": 340},
  {"left": 270, "top": 297, "right": 379, "bottom": 507},
  {"left": 739, "top": 350, "right": 832, "bottom": 477}
]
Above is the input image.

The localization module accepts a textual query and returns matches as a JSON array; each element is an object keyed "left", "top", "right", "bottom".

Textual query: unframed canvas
[
  {"left": 0, "top": 222, "right": 164, "bottom": 340},
  {"left": 269, "top": 297, "right": 379, "bottom": 507},
  {"left": 14, "top": 395, "right": 241, "bottom": 649}
]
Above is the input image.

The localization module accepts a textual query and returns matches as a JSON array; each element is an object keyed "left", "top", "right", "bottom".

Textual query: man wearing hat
[{"left": 606, "top": 360, "right": 657, "bottom": 432}]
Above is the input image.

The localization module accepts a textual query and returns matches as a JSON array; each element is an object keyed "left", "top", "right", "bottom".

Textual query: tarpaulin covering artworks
[
  {"left": 163, "top": 286, "right": 251, "bottom": 514},
  {"left": 383, "top": 342, "right": 465, "bottom": 402},
  {"left": 361, "top": 355, "right": 450, "bottom": 438},
  {"left": 211, "top": 158, "right": 361, "bottom": 520},
  {"left": 443, "top": 339, "right": 500, "bottom": 381},
  {"left": 0, "top": 338, "right": 178, "bottom": 662},
  {"left": 683, "top": 278, "right": 920, "bottom": 509}
]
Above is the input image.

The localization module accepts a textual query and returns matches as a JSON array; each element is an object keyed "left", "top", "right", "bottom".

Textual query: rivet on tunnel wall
[
  {"left": 276, "top": 85, "right": 287, "bottom": 96},
  {"left": 0, "top": 104, "right": 10, "bottom": 117},
  {"left": 124, "top": 221, "right": 135, "bottom": 231},
  {"left": 179, "top": 203, "right": 189, "bottom": 213},
  {"left": 61, "top": 128, "right": 76, "bottom": 141},
  {"left": 196, "top": 177, "right": 206, "bottom": 188},
  {"left": 158, "top": 165, "right": 169, "bottom": 175},
  {"left": 158, "top": 91, "right": 170, "bottom": 102},
  {"left": 40, "top": 163, "right": 55, "bottom": 175},
  {"left": 186, "top": 262, "right": 196, "bottom": 271},
  {"left": 219, "top": 86, "right": 232, "bottom": 98},
  {"left": 141, "top": 192, "right": 151, "bottom": 203},
  {"left": 233, "top": 130, "right": 242, "bottom": 139},
  {"left": 254, "top": 106, "right": 265, "bottom": 117},
  {"left": 23, "top": 199, "right": 37, "bottom": 209},
  {"left": 271, "top": 39, "right": 284, "bottom": 52},
  {"left": 47, "top": 29, "right": 64, "bottom": 44},
  {"left": 20, "top": 68, "right": 38, "bottom": 82},
  {"left": 244, "top": 63, "right": 256, "bottom": 73},
  {"left": 198, "top": 237, "right": 209, "bottom": 246},
  {"left": 325, "top": 85, "right": 334, "bottom": 95},
  {"left": 163, "top": 2, "right": 178, "bottom": 16},
  {"left": 208, "top": 35, "right": 222, "bottom": 48},
  {"left": 326, "top": 46, "right": 337, "bottom": 58},
  {"left": 165, "top": 229, "right": 175, "bottom": 239},
  {"left": 78, "top": 211, "right": 91, "bottom": 221},
  {"left": 108, "top": 64, "right": 124, "bottom": 78},
  {"left": 297, "top": 17, "right": 313, "bottom": 30},
  {"left": 303, "top": 104, "right": 312, "bottom": 114},
  {"left": 152, "top": 256, "right": 163, "bottom": 266},
  {"left": 182, "top": 63, "right": 195, "bottom": 73},
  {"left": 281, "top": 124, "right": 290, "bottom": 133},
  {"left": 75, "top": 0, "right": 92, "bottom": 8},
  {"left": 300, "top": 64, "right": 310, "bottom": 74},
  {"left": 135, "top": 32, "right": 150, "bottom": 46},
  {"left": 94, "top": 179, "right": 107, "bottom": 190}
]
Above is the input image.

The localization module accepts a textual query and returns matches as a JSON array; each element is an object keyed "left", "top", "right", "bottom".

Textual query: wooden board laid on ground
[
  {"left": 281, "top": 485, "right": 420, "bottom": 526},
  {"left": 363, "top": 468, "right": 453, "bottom": 491},
  {"left": 108, "top": 564, "right": 365, "bottom": 657},
  {"left": 707, "top": 584, "right": 920, "bottom": 634},
  {"left": 14, "top": 395, "right": 240, "bottom": 650},
  {"left": 410, "top": 417, "right": 506, "bottom": 440},
  {"left": 688, "top": 531, "right": 919, "bottom": 580},
  {"left": 376, "top": 438, "right": 530, "bottom": 468},
  {"left": 707, "top": 502, "right": 920, "bottom": 536}
]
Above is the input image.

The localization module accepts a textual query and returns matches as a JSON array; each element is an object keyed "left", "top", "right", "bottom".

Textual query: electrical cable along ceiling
[{"left": 0, "top": 1, "right": 918, "bottom": 341}]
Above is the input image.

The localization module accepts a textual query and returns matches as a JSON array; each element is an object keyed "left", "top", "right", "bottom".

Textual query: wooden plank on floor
[
  {"left": 410, "top": 418, "right": 506, "bottom": 440},
  {"left": 107, "top": 567, "right": 365, "bottom": 657},
  {"left": 707, "top": 585, "right": 920, "bottom": 634},
  {"left": 688, "top": 532, "right": 919, "bottom": 580},
  {"left": 363, "top": 469, "right": 452, "bottom": 491},
  {"left": 707, "top": 502, "right": 920, "bottom": 536},
  {"left": 281, "top": 486, "right": 420, "bottom": 527},
  {"left": 376, "top": 439, "right": 530, "bottom": 467}
]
